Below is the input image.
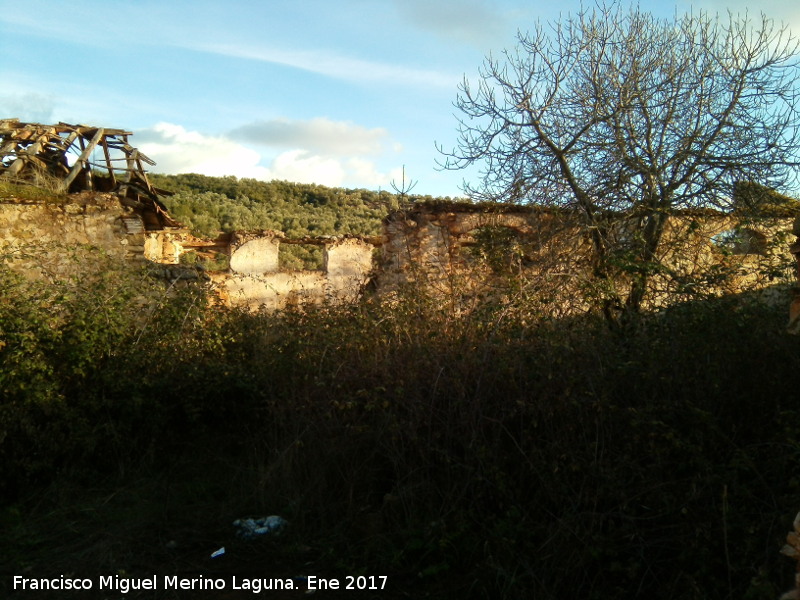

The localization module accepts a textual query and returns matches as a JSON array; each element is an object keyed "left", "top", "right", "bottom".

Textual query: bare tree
[
  {"left": 438, "top": 4, "right": 800, "bottom": 321},
  {"left": 390, "top": 165, "right": 418, "bottom": 202}
]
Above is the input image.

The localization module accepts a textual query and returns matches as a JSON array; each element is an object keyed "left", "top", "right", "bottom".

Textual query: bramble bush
[{"left": 2, "top": 256, "right": 800, "bottom": 599}]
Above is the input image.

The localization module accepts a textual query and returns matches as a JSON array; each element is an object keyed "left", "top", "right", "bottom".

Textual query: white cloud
[
  {"left": 137, "top": 122, "right": 272, "bottom": 180},
  {"left": 135, "top": 122, "right": 396, "bottom": 189},
  {"left": 270, "top": 150, "right": 346, "bottom": 187},
  {"left": 348, "top": 158, "right": 400, "bottom": 188},
  {"left": 229, "top": 118, "right": 388, "bottom": 156}
]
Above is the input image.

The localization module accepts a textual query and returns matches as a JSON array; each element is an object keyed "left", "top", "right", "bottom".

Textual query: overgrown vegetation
[
  {"left": 0, "top": 177, "right": 68, "bottom": 202},
  {"left": 2, "top": 247, "right": 800, "bottom": 599}
]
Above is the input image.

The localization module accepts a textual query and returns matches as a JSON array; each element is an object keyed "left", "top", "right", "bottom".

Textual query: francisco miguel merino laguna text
[
  {"left": 15, "top": 575, "right": 295, "bottom": 594},
  {"left": 13, "top": 574, "right": 388, "bottom": 593}
]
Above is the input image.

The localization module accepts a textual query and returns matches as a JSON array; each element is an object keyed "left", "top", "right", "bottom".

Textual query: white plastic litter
[
  {"left": 233, "top": 516, "right": 288, "bottom": 539},
  {"left": 211, "top": 547, "right": 225, "bottom": 558}
]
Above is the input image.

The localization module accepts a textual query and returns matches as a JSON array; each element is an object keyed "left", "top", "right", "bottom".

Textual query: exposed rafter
[{"left": 0, "top": 118, "right": 179, "bottom": 229}]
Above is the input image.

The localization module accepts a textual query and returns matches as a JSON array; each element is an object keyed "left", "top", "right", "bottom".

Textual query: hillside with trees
[{"left": 148, "top": 173, "right": 453, "bottom": 239}]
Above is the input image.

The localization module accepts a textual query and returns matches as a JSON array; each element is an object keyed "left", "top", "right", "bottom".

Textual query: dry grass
[{"left": 0, "top": 175, "right": 67, "bottom": 202}]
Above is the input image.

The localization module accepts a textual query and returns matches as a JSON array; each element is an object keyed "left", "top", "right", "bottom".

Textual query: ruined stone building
[
  {"left": 1, "top": 119, "right": 177, "bottom": 229},
  {"left": 1, "top": 120, "right": 798, "bottom": 317}
]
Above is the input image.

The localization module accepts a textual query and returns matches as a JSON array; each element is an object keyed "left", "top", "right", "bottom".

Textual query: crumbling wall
[
  {"left": 218, "top": 233, "right": 374, "bottom": 310},
  {"left": 143, "top": 231, "right": 186, "bottom": 264},
  {"left": 1, "top": 194, "right": 793, "bottom": 315},
  {"left": 324, "top": 238, "right": 375, "bottom": 300},
  {"left": 0, "top": 194, "right": 375, "bottom": 311},
  {"left": 229, "top": 232, "right": 281, "bottom": 275},
  {"left": 0, "top": 194, "right": 149, "bottom": 280},
  {"left": 376, "top": 203, "right": 795, "bottom": 312},
  {"left": 0, "top": 191, "right": 193, "bottom": 292},
  {"left": 379, "top": 205, "right": 583, "bottom": 285}
]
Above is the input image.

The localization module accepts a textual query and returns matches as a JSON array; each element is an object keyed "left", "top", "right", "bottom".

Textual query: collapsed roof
[{"left": 0, "top": 118, "right": 178, "bottom": 228}]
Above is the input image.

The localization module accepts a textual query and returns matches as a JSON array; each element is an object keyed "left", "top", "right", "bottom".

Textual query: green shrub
[{"left": 2, "top": 261, "right": 800, "bottom": 599}]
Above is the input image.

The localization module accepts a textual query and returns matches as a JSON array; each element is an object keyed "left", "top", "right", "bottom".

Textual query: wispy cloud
[
  {"left": 228, "top": 118, "right": 389, "bottom": 156},
  {"left": 1, "top": 2, "right": 459, "bottom": 89},
  {"left": 392, "top": 0, "right": 510, "bottom": 46},
  {"left": 0, "top": 92, "right": 55, "bottom": 123},
  {"left": 185, "top": 41, "right": 456, "bottom": 88}
]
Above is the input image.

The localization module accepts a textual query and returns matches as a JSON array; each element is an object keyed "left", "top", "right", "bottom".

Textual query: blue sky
[{"left": 1, "top": 0, "right": 797, "bottom": 197}]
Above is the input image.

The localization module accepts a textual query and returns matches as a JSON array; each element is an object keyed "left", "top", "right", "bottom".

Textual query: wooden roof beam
[
  {"left": 2, "top": 130, "right": 52, "bottom": 178},
  {"left": 101, "top": 138, "right": 116, "bottom": 187},
  {"left": 62, "top": 127, "right": 104, "bottom": 190}
]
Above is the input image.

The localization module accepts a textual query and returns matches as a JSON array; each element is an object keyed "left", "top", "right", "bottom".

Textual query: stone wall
[
  {"left": 229, "top": 232, "right": 282, "bottom": 275},
  {"left": 1, "top": 194, "right": 794, "bottom": 316},
  {"left": 0, "top": 195, "right": 375, "bottom": 310},
  {"left": 218, "top": 233, "right": 374, "bottom": 310},
  {"left": 376, "top": 203, "right": 795, "bottom": 313},
  {"left": 0, "top": 194, "right": 148, "bottom": 280}
]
